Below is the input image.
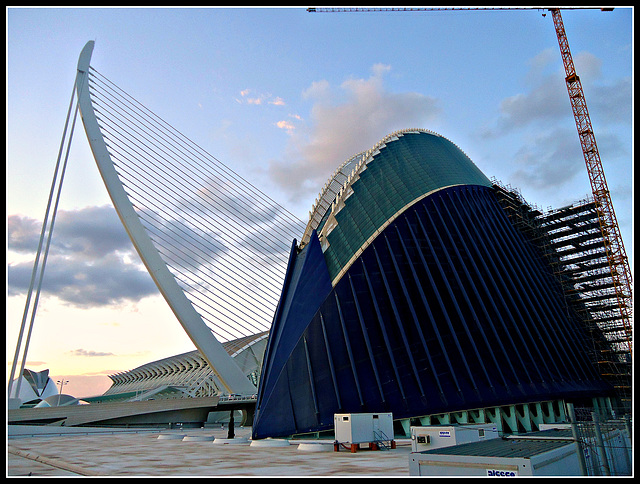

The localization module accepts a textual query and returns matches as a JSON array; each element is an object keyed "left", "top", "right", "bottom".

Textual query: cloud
[
  {"left": 7, "top": 205, "right": 158, "bottom": 308},
  {"left": 480, "top": 49, "right": 630, "bottom": 139},
  {"left": 588, "top": 76, "right": 631, "bottom": 125},
  {"left": 480, "top": 63, "right": 568, "bottom": 138},
  {"left": 190, "top": 176, "right": 301, "bottom": 259},
  {"left": 68, "top": 349, "right": 116, "bottom": 357},
  {"left": 237, "top": 89, "right": 286, "bottom": 106},
  {"left": 276, "top": 120, "right": 296, "bottom": 134},
  {"left": 6, "top": 214, "right": 42, "bottom": 253},
  {"left": 267, "top": 64, "right": 442, "bottom": 202},
  {"left": 491, "top": 77, "right": 568, "bottom": 133},
  {"left": 509, "top": 128, "right": 585, "bottom": 190},
  {"left": 480, "top": 48, "right": 631, "bottom": 192},
  {"left": 6, "top": 360, "right": 48, "bottom": 368},
  {"left": 7, "top": 184, "right": 302, "bottom": 313},
  {"left": 8, "top": 205, "right": 134, "bottom": 259}
]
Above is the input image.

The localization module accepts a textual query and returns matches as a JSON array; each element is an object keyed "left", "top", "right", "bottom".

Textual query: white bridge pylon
[{"left": 75, "top": 41, "right": 298, "bottom": 395}]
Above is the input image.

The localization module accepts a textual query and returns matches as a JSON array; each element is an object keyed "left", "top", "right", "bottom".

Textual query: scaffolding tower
[{"left": 491, "top": 181, "right": 631, "bottom": 410}]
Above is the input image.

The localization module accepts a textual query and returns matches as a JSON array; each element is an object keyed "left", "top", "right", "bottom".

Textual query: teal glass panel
[{"left": 322, "top": 131, "right": 491, "bottom": 283}]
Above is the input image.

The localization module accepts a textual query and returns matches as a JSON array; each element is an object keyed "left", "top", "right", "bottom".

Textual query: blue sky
[{"left": 7, "top": 7, "right": 633, "bottom": 397}]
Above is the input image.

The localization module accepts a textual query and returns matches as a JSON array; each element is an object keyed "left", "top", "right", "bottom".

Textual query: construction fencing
[{"left": 568, "top": 404, "right": 632, "bottom": 476}]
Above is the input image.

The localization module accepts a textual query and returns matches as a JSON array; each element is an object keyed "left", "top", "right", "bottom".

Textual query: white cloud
[
  {"left": 268, "top": 65, "right": 441, "bottom": 203},
  {"left": 480, "top": 49, "right": 618, "bottom": 138},
  {"left": 276, "top": 120, "right": 296, "bottom": 135},
  {"left": 237, "top": 89, "right": 286, "bottom": 107},
  {"left": 68, "top": 349, "right": 116, "bottom": 357}
]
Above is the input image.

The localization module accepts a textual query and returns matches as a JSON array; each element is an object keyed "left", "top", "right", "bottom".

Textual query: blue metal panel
[
  {"left": 385, "top": 233, "right": 443, "bottom": 397},
  {"left": 348, "top": 274, "right": 386, "bottom": 402},
  {"left": 360, "top": 257, "right": 407, "bottom": 401},
  {"left": 253, "top": 230, "right": 333, "bottom": 436},
  {"left": 252, "top": 185, "right": 614, "bottom": 440},
  {"left": 419, "top": 203, "right": 496, "bottom": 391}
]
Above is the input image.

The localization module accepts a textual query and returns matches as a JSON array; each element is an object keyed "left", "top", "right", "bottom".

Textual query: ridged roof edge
[{"left": 107, "top": 331, "right": 269, "bottom": 383}]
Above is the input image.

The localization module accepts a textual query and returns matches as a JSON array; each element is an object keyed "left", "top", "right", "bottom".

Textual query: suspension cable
[{"left": 85, "top": 68, "right": 306, "bottom": 341}]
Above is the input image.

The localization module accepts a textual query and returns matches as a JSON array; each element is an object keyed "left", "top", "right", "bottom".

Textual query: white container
[
  {"left": 410, "top": 424, "right": 500, "bottom": 452},
  {"left": 538, "top": 423, "right": 631, "bottom": 475},
  {"left": 409, "top": 434, "right": 582, "bottom": 476},
  {"left": 334, "top": 413, "right": 393, "bottom": 445}
]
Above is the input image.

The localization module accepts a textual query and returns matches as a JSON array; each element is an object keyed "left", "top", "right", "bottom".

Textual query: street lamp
[{"left": 56, "top": 378, "right": 69, "bottom": 394}]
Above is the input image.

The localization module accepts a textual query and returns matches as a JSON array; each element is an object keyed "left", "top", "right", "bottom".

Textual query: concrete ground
[{"left": 7, "top": 426, "right": 414, "bottom": 477}]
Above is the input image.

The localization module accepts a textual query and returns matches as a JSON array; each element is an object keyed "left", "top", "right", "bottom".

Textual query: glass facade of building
[{"left": 313, "top": 130, "right": 491, "bottom": 284}]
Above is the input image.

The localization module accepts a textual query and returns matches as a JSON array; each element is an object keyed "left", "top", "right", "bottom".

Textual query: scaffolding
[{"left": 491, "top": 181, "right": 632, "bottom": 410}]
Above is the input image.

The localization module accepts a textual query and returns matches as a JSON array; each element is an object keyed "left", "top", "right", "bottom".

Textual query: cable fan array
[{"left": 87, "top": 67, "right": 306, "bottom": 342}]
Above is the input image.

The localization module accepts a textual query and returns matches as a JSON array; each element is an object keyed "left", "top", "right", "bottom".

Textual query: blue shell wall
[{"left": 252, "top": 185, "right": 612, "bottom": 439}]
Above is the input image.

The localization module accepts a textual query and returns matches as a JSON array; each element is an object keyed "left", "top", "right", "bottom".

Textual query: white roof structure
[
  {"left": 8, "top": 369, "right": 59, "bottom": 405},
  {"left": 103, "top": 332, "right": 269, "bottom": 400}
]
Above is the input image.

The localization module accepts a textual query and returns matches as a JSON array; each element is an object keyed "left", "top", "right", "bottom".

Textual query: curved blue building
[{"left": 252, "top": 129, "right": 613, "bottom": 439}]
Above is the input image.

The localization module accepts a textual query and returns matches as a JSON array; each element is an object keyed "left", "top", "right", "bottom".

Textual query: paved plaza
[{"left": 7, "top": 426, "right": 414, "bottom": 477}]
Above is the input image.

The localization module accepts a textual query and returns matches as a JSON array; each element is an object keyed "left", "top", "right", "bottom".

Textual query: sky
[{"left": 6, "top": 7, "right": 633, "bottom": 398}]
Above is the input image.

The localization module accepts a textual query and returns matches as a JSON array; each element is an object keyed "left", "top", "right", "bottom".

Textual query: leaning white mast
[{"left": 75, "top": 41, "right": 256, "bottom": 396}]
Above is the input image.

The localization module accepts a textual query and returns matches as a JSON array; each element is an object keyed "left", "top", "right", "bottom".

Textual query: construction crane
[
  {"left": 308, "top": 6, "right": 632, "bottom": 343},
  {"left": 548, "top": 9, "right": 632, "bottom": 357}
]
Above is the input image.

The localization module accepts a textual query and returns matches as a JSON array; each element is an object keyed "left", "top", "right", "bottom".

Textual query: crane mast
[{"left": 550, "top": 9, "right": 632, "bottom": 356}]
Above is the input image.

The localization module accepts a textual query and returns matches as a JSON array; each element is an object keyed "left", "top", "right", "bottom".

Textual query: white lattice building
[{"left": 102, "top": 332, "right": 268, "bottom": 401}]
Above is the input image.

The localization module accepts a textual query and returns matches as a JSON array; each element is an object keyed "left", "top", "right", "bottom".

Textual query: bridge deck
[{"left": 7, "top": 396, "right": 255, "bottom": 427}]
